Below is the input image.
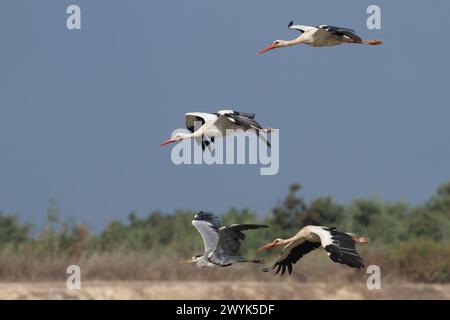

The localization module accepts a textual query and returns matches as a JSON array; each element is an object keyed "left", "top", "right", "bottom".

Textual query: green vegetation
[{"left": 1, "top": 182, "right": 449, "bottom": 282}]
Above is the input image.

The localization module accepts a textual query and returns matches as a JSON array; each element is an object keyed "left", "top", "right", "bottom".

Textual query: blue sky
[{"left": 1, "top": 0, "right": 449, "bottom": 229}]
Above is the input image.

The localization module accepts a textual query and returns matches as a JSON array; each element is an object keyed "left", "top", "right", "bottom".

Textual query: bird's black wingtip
[
  {"left": 193, "top": 211, "right": 217, "bottom": 221},
  {"left": 288, "top": 21, "right": 294, "bottom": 28}
]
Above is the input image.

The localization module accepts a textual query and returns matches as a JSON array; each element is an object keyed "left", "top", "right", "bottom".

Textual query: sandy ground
[{"left": 0, "top": 281, "right": 449, "bottom": 300}]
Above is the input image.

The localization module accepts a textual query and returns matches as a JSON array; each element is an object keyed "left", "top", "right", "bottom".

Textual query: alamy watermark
[
  {"left": 367, "top": 5, "right": 381, "bottom": 30},
  {"left": 366, "top": 265, "right": 381, "bottom": 289},
  {"left": 66, "top": 265, "right": 81, "bottom": 290},
  {"left": 166, "top": 127, "right": 279, "bottom": 176},
  {"left": 66, "top": 5, "right": 81, "bottom": 30}
]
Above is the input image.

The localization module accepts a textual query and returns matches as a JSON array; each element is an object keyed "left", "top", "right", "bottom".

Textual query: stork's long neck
[
  {"left": 285, "top": 36, "right": 304, "bottom": 46},
  {"left": 190, "top": 124, "right": 207, "bottom": 139},
  {"left": 280, "top": 236, "right": 297, "bottom": 245}
]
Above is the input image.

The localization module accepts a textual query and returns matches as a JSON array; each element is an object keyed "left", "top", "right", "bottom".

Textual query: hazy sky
[{"left": 1, "top": 0, "right": 449, "bottom": 229}]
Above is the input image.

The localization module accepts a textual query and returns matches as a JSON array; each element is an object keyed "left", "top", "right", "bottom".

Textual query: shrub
[{"left": 388, "top": 238, "right": 450, "bottom": 283}]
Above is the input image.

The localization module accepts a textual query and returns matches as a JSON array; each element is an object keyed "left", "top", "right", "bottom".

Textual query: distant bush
[
  {"left": 388, "top": 238, "right": 450, "bottom": 283},
  {"left": 0, "top": 212, "right": 29, "bottom": 247}
]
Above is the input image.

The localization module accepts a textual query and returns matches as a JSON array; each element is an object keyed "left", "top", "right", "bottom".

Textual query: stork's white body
[
  {"left": 260, "top": 225, "right": 368, "bottom": 276},
  {"left": 257, "top": 22, "right": 382, "bottom": 54},
  {"left": 289, "top": 25, "right": 344, "bottom": 47},
  {"left": 160, "top": 109, "right": 272, "bottom": 149},
  {"left": 185, "top": 110, "right": 240, "bottom": 138}
]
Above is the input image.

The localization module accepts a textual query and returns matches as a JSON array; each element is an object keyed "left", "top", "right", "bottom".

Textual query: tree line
[{"left": 1, "top": 182, "right": 449, "bottom": 282}]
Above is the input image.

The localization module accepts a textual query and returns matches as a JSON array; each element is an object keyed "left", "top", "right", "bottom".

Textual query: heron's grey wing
[
  {"left": 193, "top": 211, "right": 221, "bottom": 227},
  {"left": 214, "top": 224, "right": 269, "bottom": 257},
  {"left": 318, "top": 25, "right": 362, "bottom": 42},
  {"left": 192, "top": 214, "right": 219, "bottom": 256}
]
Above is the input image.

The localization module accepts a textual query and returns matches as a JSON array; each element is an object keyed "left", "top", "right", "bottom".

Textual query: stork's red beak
[
  {"left": 160, "top": 138, "right": 176, "bottom": 147},
  {"left": 257, "top": 44, "right": 277, "bottom": 55},
  {"left": 257, "top": 242, "right": 278, "bottom": 251}
]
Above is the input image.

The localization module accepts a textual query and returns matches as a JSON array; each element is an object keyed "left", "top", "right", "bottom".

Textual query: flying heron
[{"left": 180, "top": 211, "right": 268, "bottom": 268}]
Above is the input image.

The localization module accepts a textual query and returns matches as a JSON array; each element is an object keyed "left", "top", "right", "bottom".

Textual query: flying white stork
[
  {"left": 258, "top": 21, "right": 382, "bottom": 54},
  {"left": 160, "top": 110, "right": 273, "bottom": 150},
  {"left": 180, "top": 211, "right": 268, "bottom": 268},
  {"left": 258, "top": 226, "right": 369, "bottom": 276}
]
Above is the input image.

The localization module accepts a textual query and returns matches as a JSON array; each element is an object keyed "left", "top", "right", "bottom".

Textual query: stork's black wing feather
[
  {"left": 319, "top": 25, "right": 356, "bottom": 33},
  {"left": 201, "top": 138, "right": 207, "bottom": 151},
  {"left": 231, "top": 111, "right": 271, "bottom": 148},
  {"left": 288, "top": 21, "right": 307, "bottom": 33},
  {"left": 255, "top": 129, "right": 271, "bottom": 148},
  {"left": 224, "top": 112, "right": 263, "bottom": 130},
  {"left": 185, "top": 115, "right": 206, "bottom": 133},
  {"left": 201, "top": 136, "right": 214, "bottom": 151},
  {"left": 322, "top": 227, "right": 365, "bottom": 269},
  {"left": 319, "top": 25, "right": 362, "bottom": 43},
  {"left": 264, "top": 241, "right": 321, "bottom": 276},
  {"left": 234, "top": 111, "right": 256, "bottom": 119},
  {"left": 216, "top": 110, "right": 271, "bottom": 148}
]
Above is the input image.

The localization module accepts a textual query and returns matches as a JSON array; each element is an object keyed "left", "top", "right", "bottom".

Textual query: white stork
[
  {"left": 258, "top": 21, "right": 382, "bottom": 54},
  {"left": 258, "top": 226, "right": 369, "bottom": 276},
  {"left": 160, "top": 110, "right": 273, "bottom": 151},
  {"left": 180, "top": 211, "right": 268, "bottom": 268}
]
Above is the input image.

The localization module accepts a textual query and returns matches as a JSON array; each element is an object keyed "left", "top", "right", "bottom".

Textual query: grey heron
[
  {"left": 258, "top": 226, "right": 369, "bottom": 276},
  {"left": 180, "top": 211, "right": 268, "bottom": 268},
  {"left": 160, "top": 110, "right": 273, "bottom": 150}
]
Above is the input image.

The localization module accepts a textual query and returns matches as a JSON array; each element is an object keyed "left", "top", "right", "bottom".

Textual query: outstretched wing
[
  {"left": 318, "top": 25, "right": 362, "bottom": 43},
  {"left": 310, "top": 226, "right": 365, "bottom": 269},
  {"left": 213, "top": 224, "right": 268, "bottom": 258},
  {"left": 264, "top": 240, "right": 321, "bottom": 276},
  {"left": 185, "top": 112, "right": 218, "bottom": 133},
  {"left": 288, "top": 21, "right": 317, "bottom": 33},
  {"left": 216, "top": 110, "right": 263, "bottom": 130},
  {"left": 215, "top": 110, "right": 271, "bottom": 148},
  {"left": 185, "top": 112, "right": 218, "bottom": 151},
  {"left": 191, "top": 211, "right": 221, "bottom": 255}
]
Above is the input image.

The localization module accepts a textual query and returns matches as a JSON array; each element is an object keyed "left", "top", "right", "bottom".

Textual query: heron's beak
[
  {"left": 257, "top": 44, "right": 277, "bottom": 55},
  {"left": 178, "top": 259, "right": 194, "bottom": 264},
  {"left": 160, "top": 138, "right": 177, "bottom": 147},
  {"left": 257, "top": 242, "right": 278, "bottom": 252}
]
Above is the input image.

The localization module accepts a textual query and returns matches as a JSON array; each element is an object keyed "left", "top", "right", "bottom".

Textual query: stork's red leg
[{"left": 362, "top": 39, "right": 383, "bottom": 45}]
